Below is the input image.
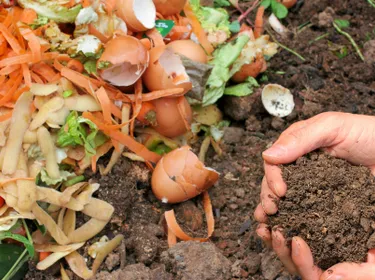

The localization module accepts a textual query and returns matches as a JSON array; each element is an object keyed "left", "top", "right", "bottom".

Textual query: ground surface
[
  {"left": 270, "top": 152, "right": 375, "bottom": 270},
  {"left": 26, "top": 0, "right": 375, "bottom": 279}
]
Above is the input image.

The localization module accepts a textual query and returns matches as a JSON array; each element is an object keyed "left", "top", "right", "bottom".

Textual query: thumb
[
  {"left": 262, "top": 114, "right": 343, "bottom": 164},
  {"left": 320, "top": 262, "right": 375, "bottom": 280}
]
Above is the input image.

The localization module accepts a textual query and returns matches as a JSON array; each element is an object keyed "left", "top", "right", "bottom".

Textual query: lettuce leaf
[
  {"left": 224, "top": 77, "right": 259, "bottom": 97},
  {"left": 202, "top": 35, "right": 250, "bottom": 106},
  {"left": 57, "top": 111, "right": 107, "bottom": 156},
  {"left": 17, "top": 0, "right": 82, "bottom": 23},
  {"left": 39, "top": 169, "right": 75, "bottom": 186}
]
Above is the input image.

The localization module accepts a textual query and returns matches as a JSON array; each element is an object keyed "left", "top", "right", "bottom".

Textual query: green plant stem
[
  {"left": 333, "top": 22, "right": 365, "bottom": 61},
  {"left": 266, "top": 28, "right": 306, "bottom": 61},
  {"left": 2, "top": 249, "right": 28, "bottom": 280},
  {"left": 368, "top": 0, "right": 375, "bottom": 8},
  {"left": 22, "top": 219, "right": 33, "bottom": 244},
  {"left": 309, "top": 33, "right": 329, "bottom": 45}
]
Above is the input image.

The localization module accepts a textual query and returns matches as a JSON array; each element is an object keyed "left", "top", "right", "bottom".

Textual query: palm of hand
[{"left": 254, "top": 112, "right": 375, "bottom": 280}]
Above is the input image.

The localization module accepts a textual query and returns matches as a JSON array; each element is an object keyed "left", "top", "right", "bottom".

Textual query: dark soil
[
  {"left": 270, "top": 152, "right": 375, "bottom": 270},
  {"left": 26, "top": 0, "right": 375, "bottom": 279}
]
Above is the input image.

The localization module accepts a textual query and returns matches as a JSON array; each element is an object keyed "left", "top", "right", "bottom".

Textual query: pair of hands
[{"left": 254, "top": 112, "right": 375, "bottom": 280}]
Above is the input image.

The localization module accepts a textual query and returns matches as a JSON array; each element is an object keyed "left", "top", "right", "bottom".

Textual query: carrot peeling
[{"left": 254, "top": 6, "right": 265, "bottom": 39}]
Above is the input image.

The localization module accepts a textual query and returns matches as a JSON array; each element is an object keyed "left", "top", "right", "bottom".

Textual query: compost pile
[{"left": 270, "top": 151, "right": 375, "bottom": 270}]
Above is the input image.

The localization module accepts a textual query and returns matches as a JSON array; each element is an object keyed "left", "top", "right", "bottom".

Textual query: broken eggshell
[
  {"left": 115, "top": 0, "right": 156, "bottom": 32},
  {"left": 261, "top": 84, "right": 295, "bottom": 118},
  {"left": 97, "top": 35, "right": 149, "bottom": 87},
  {"left": 143, "top": 45, "right": 192, "bottom": 93},
  {"left": 167, "top": 40, "right": 208, "bottom": 64},
  {"left": 151, "top": 146, "right": 219, "bottom": 204},
  {"left": 153, "top": 0, "right": 187, "bottom": 17}
]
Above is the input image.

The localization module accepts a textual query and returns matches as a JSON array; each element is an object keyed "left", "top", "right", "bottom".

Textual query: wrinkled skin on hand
[{"left": 254, "top": 112, "right": 375, "bottom": 280}]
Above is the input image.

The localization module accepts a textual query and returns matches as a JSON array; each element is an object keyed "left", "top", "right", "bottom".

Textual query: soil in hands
[{"left": 270, "top": 151, "right": 375, "bottom": 270}]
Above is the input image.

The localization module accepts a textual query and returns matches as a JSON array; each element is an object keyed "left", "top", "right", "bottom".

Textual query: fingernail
[
  {"left": 263, "top": 145, "right": 287, "bottom": 159},
  {"left": 292, "top": 237, "right": 300, "bottom": 257},
  {"left": 325, "top": 275, "right": 343, "bottom": 280}
]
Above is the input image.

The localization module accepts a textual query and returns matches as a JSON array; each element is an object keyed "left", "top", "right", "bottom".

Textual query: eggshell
[
  {"left": 143, "top": 46, "right": 192, "bottom": 93},
  {"left": 153, "top": 0, "right": 187, "bottom": 16},
  {"left": 167, "top": 40, "right": 208, "bottom": 64},
  {"left": 98, "top": 36, "right": 149, "bottom": 87},
  {"left": 261, "top": 84, "right": 295, "bottom": 118},
  {"left": 232, "top": 53, "right": 266, "bottom": 83},
  {"left": 116, "top": 0, "right": 156, "bottom": 32},
  {"left": 151, "top": 146, "right": 219, "bottom": 203},
  {"left": 151, "top": 97, "right": 192, "bottom": 138}
]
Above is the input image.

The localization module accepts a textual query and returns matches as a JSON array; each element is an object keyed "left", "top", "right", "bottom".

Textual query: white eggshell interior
[
  {"left": 133, "top": 0, "right": 156, "bottom": 29},
  {"left": 159, "top": 48, "right": 190, "bottom": 85},
  {"left": 261, "top": 84, "right": 295, "bottom": 118}
]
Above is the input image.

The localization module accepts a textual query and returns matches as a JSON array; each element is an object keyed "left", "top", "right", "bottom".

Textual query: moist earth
[
  {"left": 270, "top": 152, "right": 375, "bottom": 270},
  {"left": 26, "top": 0, "right": 375, "bottom": 279}
]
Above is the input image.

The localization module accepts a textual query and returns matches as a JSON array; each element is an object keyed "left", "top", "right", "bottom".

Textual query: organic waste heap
[{"left": 270, "top": 151, "right": 375, "bottom": 269}]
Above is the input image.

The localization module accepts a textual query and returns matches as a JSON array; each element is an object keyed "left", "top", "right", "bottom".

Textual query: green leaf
[
  {"left": 214, "top": 0, "right": 231, "bottom": 7},
  {"left": 0, "top": 232, "right": 34, "bottom": 258},
  {"left": 334, "top": 19, "right": 350, "bottom": 29},
  {"left": 63, "top": 175, "right": 85, "bottom": 187},
  {"left": 29, "top": 15, "right": 49, "bottom": 30},
  {"left": 63, "top": 90, "right": 73, "bottom": 98},
  {"left": 0, "top": 244, "right": 29, "bottom": 280},
  {"left": 224, "top": 77, "right": 259, "bottom": 96},
  {"left": 97, "top": 60, "right": 112, "bottom": 70},
  {"left": 229, "top": 20, "right": 241, "bottom": 33},
  {"left": 261, "top": 0, "right": 272, "bottom": 8},
  {"left": 272, "top": 1, "right": 288, "bottom": 19},
  {"left": 33, "top": 220, "right": 47, "bottom": 235},
  {"left": 39, "top": 169, "right": 75, "bottom": 186},
  {"left": 83, "top": 59, "right": 98, "bottom": 75}
]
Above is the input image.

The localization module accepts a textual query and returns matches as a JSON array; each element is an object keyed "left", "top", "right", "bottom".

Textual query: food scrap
[{"left": 0, "top": 0, "right": 284, "bottom": 278}]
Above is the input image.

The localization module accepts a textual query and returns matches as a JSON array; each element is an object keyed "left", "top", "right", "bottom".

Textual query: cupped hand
[{"left": 253, "top": 112, "right": 375, "bottom": 279}]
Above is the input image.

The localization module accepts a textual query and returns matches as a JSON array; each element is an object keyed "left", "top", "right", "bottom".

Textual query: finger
[
  {"left": 264, "top": 162, "right": 287, "bottom": 197},
  {"left": 260, "top": 177, "right": 279, "bottom": 215},
  {"left": 256, "top": 223, "right": 272, "bottom": 248},
  {"left": 367, "top": 249, "right": 375, "bottom": 264},
  {"left": 292, "top": 237, "right": 323, "bottom": 280},
  {"left": 262, "top": 113, "right": 344, "bottom": 165},
  {"left": 271, "top": 228, "right": 298, "bottom": 275},
  {"left": 320, "top": 262, "right": 375, "bottom": 280},
  {"left": 254, "top": 203, "right": 268, "bottom": 223}
]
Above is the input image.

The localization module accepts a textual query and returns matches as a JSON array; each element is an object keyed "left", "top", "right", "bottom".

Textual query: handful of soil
[{"left": 270, "top": 151, "right": 375, "bottom": 270}]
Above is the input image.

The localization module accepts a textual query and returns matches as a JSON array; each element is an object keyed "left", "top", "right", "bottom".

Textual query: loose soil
[
  {"left": 270, "top": 152, "right": 375, "bottom": 270},
  {"left": 26, "top": 0, "right": 375, "bottom": 279}
]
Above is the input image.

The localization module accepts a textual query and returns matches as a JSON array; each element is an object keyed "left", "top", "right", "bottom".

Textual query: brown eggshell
[
  {"left": 116, "top": 0, "right": 156, "bottom": 32},
  {"left": 231, "top": 53, "right": 266, "bottom": 83},
  {"left": 143, "top": 45, "right": 192, "bottom": 93},
  {"left": 98, "top": 36, "right": 149, "bottom": 87},
  {"left": 278, "top": 0, "right": 297, "bottom": 8},
  {"left": 151, "top": 146, "right": 219, "bottom": 203},
  {"left": 151, "top": 97, "right": 192, "bottom": 138},
  {"left": 153, "top": 0, "right": 187, "bottom": 16},
  {"left": 167, "top": 40, "right": 208, "bottom": 64}
]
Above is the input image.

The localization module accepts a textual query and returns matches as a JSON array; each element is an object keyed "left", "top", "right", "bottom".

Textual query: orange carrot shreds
[
  {"left": 30, "top": 71, "right": 44, "bottom": 84},
  {"left": 82, "top": 0, "right": 91, "bottom": 7},
  {"left": 19, "top": 9, "right": 37, "bottom": 24},
  {"left": 39, "top": 252, "right": 51, "bottom": 262},
  {"left": 96, "top": 87, "right": 112, "bottom": 124},
  {"left": 254, "top": 5, "right": 265, "bottom": 39},
  {"left": 145, "top": 28, "right": 165, "bottom": 47},
  {"left": 12, "top": 85, "right": 29, "bottom": 102},
  {"left": 82, "top": 112, "right": 162, "bottom": 164},
  {"left": 124, "top": 88, "right": 185, "bottom": 102},
  {"left": 140, "top": 38, "right": 152, "bottom": 50},
  {"left": 0, "top": 39, "right": 7, "bottom": 57},
  {"left": 112, "top": 139, "right": 120, "bottom": 153},
  {"left": 53, "top": 55, "right": 71, "bottom": 71},
  {"left": 61, "top": 67, "right": 101, "bottom": 95},
  {"left": 88, "top": 24, "right": 109, "bottom": 43},
  {"left": 0, "top": 110, "right": 12, "bottom": 122},
  {"left": 0, "top": 23, "right": 23, "bottom": 55},
  {"left": 0, "top": 74, "right": 22, "bottom": 107},
  {"left": 110, "top": 103, "right": 122, "bottom": 119},
  {"left": 22, "top": 63, "right": 32, "bottom": 87},
  {"left": 31, "top": 62, "right": 60, "bottom": 83},
  {"left": 165, "top": 191, "right": 214, "bottom": 247},
  {"left": 183, "top": 2, "right": 214, "bottom": 55},
  {"left": 20, "top": 26, "right": 42, "bottom": 62},
  {"left": 0, "top": 52, "right": 59, "bottom": 68},
  {"left": 0, "top": 64, "right": 20, "bottom": 75},
  {"left": 66, "top": 59, "right": 84, "bottom": 73}
]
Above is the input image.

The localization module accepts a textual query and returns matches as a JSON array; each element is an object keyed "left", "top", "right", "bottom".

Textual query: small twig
[
  {"left": 231, "top": 0, "right": 255, "bottom": 27},
  {"left": 367, "top": 0, "right": 375, "bottom": 8},
  {"left": 198, "top": 136, "right": 211, "bottom": 163},
  {"left": 266, "top": 27, "right": 306, "bottom": 61},
  {"left": 238, "top": 0, "right": 260, "bottom": 22},
  {"left": 333, "top": 22, "right": 365, "bottom": 62},
  {"left": 308, "top": 33, "right": 329, "bottom": 45}
]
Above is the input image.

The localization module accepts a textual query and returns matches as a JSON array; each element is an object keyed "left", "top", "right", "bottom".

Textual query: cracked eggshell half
[
  {"left": 261, "top": 84, "right": 295, "bottom": 118},
  {"left": 97, "top": 35, "right": 149, "bottom": 87},
  {"left": 115, "top": 0, "right": 156, "bottom": 32},
  {"left": 153, "top": 0, "right": 187, "bottom": 17},
  {"left": 151, "top": 146, "right": 219, "bottom": 204},
  {"left": 143, "top": 45, "right": 192, "bottom": 93}
]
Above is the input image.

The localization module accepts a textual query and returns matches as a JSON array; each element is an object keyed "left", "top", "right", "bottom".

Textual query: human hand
[{"left": 253, "top": 112, "right": 375, "bottom": 278}]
